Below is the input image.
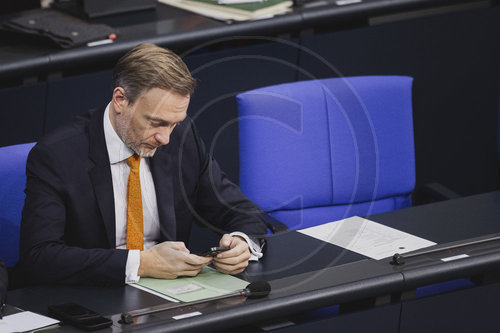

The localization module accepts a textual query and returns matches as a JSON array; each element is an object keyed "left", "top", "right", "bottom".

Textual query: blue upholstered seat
[
  {"left": 0, "top": 142, "right": 35, "bottom": 267},
  {"left": 238, "top": 76, "right": 474, "bottom": 300},
  {"left": 237, "top": 76, "right": 415, "bottom": 230}
]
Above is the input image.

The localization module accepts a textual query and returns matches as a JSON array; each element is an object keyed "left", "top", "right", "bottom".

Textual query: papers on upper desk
[
  {"left": 0, "top": 311, "right": 60, "bottom": 333},
  {"left": 298, "top": 216, "right": 436, "bottom": 260},
  {"left": 158, "top": 0, "right": 292, "bottom": 22},
  {"left": 218, "top": 0, "right": 263, "bottom": 4}
]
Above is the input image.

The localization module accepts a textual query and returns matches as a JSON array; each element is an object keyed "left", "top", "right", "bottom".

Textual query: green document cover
[
  {"left": 188, "top": 0, "right": 290, "bottom": 13},
  {"left": 158, "top": 0, "right": 292, "bottom": 21},
  {"left": 182, "top": 0, "right": 292, "bottom": 18},
  {"left": 136, "top": 267, "right": 249, "bottom": 302}
]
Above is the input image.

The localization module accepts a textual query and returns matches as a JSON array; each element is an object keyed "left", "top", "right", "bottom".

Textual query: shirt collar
[{"left": 103, "top": 103, "right": 135, "bottom": 164}]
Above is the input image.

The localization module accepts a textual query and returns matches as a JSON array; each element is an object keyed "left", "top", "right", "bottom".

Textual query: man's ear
[{"left": 112, "top": 87, "right": 128, "bottom": 113}]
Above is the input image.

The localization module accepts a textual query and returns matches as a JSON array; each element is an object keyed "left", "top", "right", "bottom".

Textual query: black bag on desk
[
  {"left": 53, "top": 0, "right": 157, "bottom": 18},
  {"left": 1, "top": 9, "right": 115, "bottom": 48}
]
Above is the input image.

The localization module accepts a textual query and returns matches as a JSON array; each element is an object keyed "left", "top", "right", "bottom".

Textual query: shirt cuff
[
  {"left": 125, "top": 249, "right": 141, "bottom": 283},
  {"left": 230, "top": 231, "right": 264, "bottom": 261}
]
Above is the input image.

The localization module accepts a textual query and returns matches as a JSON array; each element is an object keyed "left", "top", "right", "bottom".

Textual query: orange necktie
[{"left": 126, "top": 154, "right": 144, "bottom": 250}]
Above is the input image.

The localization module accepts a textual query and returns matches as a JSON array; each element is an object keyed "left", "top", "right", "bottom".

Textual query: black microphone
[
  {"left": 121, "top": 281, "right": 271, "bottom": 324},
  {"left": 241, "top": 280, "right": 271, "bottom": 298}
]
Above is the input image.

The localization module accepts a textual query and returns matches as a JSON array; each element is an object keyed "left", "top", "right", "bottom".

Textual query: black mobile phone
[
  {"left": 198, "top": 246, "right": 230, "bottom": 257},
  {"left": 48, "top": 302, "right": 112, "bottom": 331}
]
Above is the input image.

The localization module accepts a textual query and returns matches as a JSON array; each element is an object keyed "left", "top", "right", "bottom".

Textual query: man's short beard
[
  {"left": 134, "top": 146, "right": 156, "bottom": 158},
  {"left": 123, "top": 136, "right": 156, "bottom": 158},
  {"left": 115, "top": 112, "right": 156, "bottom": 158}
]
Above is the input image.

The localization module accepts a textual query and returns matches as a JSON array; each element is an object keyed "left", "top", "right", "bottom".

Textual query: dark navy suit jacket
[{"left": 17, "top": 107, "right": 267, "bottom": 286}]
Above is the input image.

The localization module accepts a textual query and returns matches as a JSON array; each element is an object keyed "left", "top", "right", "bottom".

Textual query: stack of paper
[{"left": 158, "top": 0, "right": 293, "bottom": 21}]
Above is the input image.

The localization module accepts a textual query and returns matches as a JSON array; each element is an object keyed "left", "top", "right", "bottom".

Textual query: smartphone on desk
[
  {"left": 48, "top": 302, "right": 112, "bottom": 331},
  {"left": 197, "top": 246, "right": 230, "bottom": 257}
]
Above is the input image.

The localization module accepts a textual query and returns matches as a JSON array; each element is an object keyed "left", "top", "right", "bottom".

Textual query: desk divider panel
[
  {"left": 0, "top": 83, "right": 46, "bottom": 147},
  {"left": 44, "top": 70, "right": 113, "bottom": 133}
]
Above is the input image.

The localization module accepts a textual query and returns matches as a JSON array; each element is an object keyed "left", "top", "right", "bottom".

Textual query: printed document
[{"left": 298, "top": 216, "right": 436, "bottom": 260}]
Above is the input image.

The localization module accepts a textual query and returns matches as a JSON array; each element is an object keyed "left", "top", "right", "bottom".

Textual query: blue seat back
[
  {"left": 0, "top": 142, "right": 35, "bottom": 267},
  {"left": 237, "top": 76, "right": 415, "bottom": 230}
]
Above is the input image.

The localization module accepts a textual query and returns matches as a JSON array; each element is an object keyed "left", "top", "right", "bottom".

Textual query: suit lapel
[
  {"left": 150, "top": 146, "right": 177, "bottom": 241},
  {"left": 88, "top": 107, "right": 116, "bottom": 247}
]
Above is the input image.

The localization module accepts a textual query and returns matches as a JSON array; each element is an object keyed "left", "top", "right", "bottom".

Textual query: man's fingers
[
  {"left": 212, "top": 235, "right": 251, "bottom": 275},
  {"left": 170, "top": 241, "right": 189, "bottom": 252},
  {"left": 216, "top": 240, "right": 247, "bottom": 259},
  {"left": 214, "top": 250, "right": 250, "bottom": 265},
  {"left": 145, "top": 237, "right": 251, "bottom": 278},
  {"left": 183, "top": 253, "right": 212, "bottom": 266},
  {"left": 215, "top": 247, "right": 242, "bottom": 259},
  {"left": 213, "top": 260, "right": 248, "bottom": 274},
  {"left": 140, "top": 242, "right": 211, "bottom": 279},
  {"left": 213, "top": 246, "right": 250, "bottom": 274},
  {"left": 166, "top": 255, "right": 210, "bottom": 277},
  {"left": 219, "top": 234, "right": 233, "bottom": 247}
]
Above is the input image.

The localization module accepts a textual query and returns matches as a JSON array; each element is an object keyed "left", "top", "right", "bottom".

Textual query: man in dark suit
[{"left": 17, "top": 43, "right": 267, "bottom": 286}]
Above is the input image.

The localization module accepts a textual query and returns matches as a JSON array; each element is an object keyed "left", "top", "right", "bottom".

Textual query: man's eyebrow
[
  {"left": 146, "top": 115, "right": 186, "bottom": 125},
  {"left": 146, "top": 115, "right": 168, "bottom": 123}
]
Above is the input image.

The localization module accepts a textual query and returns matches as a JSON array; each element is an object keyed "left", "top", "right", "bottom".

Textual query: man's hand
[
  {"left": 138, "top": 241, "right": 212, "bottom": 279},
  {"left": 213, "top": 234, "right": 251, "bottom": 275}
]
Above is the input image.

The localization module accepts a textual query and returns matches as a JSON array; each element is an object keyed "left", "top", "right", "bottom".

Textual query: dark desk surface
[
  {"left": 7, "top": 191, "right": 500, "bottom": 332},
  {"left": 368, "top": 190, "right": 500, "bottom": 242},
  {"left": 369, "top": 191, "right": 500, "bottom": 289},
  {"left": 0, "top": 0, "right": 488, "bottom": 82},
  {"left": 7, "top": 231, "right": 402, "bottom": 332}
]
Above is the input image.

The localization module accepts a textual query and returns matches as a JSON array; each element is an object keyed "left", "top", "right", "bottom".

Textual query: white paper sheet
[
  {"left": 298, "top": 216, "right": 436, "bottom": 260},
  {"left": 128, "top": 283, "right": 180, "bottom": 302},
  {"left": 0, "top": 311, "right": 60, "bottom": 333}
]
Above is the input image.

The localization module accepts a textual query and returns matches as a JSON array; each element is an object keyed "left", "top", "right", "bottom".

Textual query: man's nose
[{"left": 154, "top": 127, "right": 172, "bottom": 146}]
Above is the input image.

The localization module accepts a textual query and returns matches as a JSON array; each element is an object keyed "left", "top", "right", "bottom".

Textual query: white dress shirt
[{"left": 103, "top": 104, "right": 263, "bottom": 283}]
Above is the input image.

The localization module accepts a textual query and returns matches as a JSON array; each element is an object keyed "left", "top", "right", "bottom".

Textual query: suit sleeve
[
  {"left": 186, "top": 120, "right": 268, "bottom": 238},
  {"left": 17, "top": 144, "right": 128, "bottom": 287}
]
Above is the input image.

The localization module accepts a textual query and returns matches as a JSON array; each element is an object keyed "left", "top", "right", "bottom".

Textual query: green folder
[
  {"left": 188, "top": 0, "right": 292, "bottom": 14},
  {"left": 136, "top": 267, "right": 249, "bottom": 303},
  {"left": 159, "top": 0, "right": 292, "bottom": 21}
]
